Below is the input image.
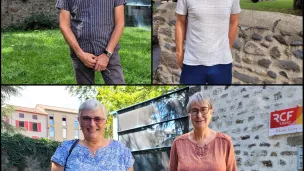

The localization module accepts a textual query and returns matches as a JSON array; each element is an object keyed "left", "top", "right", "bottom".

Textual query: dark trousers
[
  {"left": 71, "top": 51, "right": 125, "bottom": 84},
  {"left": 180, "top": 63, "right": 232, "bottom": 84}
]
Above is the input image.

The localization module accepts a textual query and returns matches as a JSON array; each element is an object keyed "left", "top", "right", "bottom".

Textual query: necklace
[{"left": 93, "top": 151, "right": 96, "bottom": 155}]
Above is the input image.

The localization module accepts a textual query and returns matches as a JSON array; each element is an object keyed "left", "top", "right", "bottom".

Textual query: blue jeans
[{"left": 180, "top": 63, "right": 232, "bottom": 84}]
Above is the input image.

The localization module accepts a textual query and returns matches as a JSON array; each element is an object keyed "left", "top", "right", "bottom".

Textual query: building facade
[
  {"left": 7, "top": 104, "right": 83, "bottom": 142},
  {"left": 113, "top": 86, "right": 303, "bottom": 171}
]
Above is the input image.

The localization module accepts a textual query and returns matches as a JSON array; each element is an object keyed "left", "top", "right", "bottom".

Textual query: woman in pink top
[{"left": 169, "top": 92, "right": 237, "bottom": 171}]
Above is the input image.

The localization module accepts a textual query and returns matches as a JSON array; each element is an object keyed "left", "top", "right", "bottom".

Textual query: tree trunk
[{"left": 294, "top": 0, "right": 302, "bottom": 10}]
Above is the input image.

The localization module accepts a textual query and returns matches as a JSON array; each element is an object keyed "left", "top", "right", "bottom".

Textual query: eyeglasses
[
  {"left": 81, "top": 116, "right": 105, "bottom": 124},
  {"left": 189, "top": 107, "right": 209, "bottom": 116}
]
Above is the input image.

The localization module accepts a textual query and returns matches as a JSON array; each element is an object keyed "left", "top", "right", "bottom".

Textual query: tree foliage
[
  {"left": 1, "top": 86, "right": 24, "bottom": 133},
  {"left": 67, "top": 86, "right": 184, "bottom": 138}
]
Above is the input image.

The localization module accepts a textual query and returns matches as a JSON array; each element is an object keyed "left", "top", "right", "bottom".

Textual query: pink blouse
[{"left": 169, "top": 132, "right": 237, "bottom": 171}]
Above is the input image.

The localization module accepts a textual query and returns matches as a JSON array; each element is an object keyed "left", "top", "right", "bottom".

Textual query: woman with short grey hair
[
  {"left": 51, "top": 99, "right": 134, "bottom": 171},
  {"left": 169, "top": 92, "right": 237, "bottom": 171}
]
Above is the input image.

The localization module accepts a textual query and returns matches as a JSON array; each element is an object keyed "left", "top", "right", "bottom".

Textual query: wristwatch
[{"left": 104, "top": 50, "right": 113, "bottom": 58}]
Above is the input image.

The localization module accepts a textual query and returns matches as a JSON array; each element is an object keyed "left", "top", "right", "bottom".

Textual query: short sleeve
[
  {"left": 115, "top": 0, "right": 126, "bottom": 7},
  {"left": 175, "top": 0, "right": 188, "bottom": 15},
  {"left": 56, "top": 0, "right": 70, "bottom": 11},
  {"left": 123, "top": 147, "right": 135, "bottom": 170},
  {"left": 169, "top": 140, "right": 178, "bottom": 171},
  {"left": 51, "top": 141, "right": 71, "bottom": 166},
  {"left": 225, "top": 138, "right": 237, "bottom": 171},
  {"left": 231, "top": 0, "right": 241, "bottom": 14}
]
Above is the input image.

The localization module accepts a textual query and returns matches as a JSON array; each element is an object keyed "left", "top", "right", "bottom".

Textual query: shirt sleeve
[
  {"left": 175, "top": 0, "right": 188, "bottom": 15},
  {"left": 115, "top": 0, "right": 126, "bottom": 7},
  {"left": 124, "top": 147, "right": 135, "bottom": 170},
  {"left": 51, "top": 141, "right": 70, "bottom": 166},
  {"left": 55, "top": 0, "right": 70, "bottom": 11},
  {"left": 231, "top": 0, "right": 241, "bottom": 14},
  {"left": 226, "top": 138, "right": 237, "bottom": 171},
  {"left": 169, "top": 140, "right": 178, "bottom": 171}
]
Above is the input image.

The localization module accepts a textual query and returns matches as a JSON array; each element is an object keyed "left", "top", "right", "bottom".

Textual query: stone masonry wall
[
  {"left": 152, "top": 2, "right": 303, "bottom": 84},
  {"left": 1, "top": 0, "right": 58, "bottom": 29},
  {"left": 188, "top": 85, "right": 303, "bottom": 171}
]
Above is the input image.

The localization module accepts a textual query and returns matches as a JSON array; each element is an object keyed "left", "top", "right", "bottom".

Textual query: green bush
[
  {"left": 22, "top": 13, "right": 58, "bottom": 30},
  {"left": 1, "top": 133, "right": 60, "bottom": 171}
]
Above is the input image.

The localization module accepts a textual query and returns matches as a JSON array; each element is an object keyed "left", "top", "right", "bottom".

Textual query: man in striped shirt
[{"left": 56, "top": 0, "right": 126, "bottom": 84}]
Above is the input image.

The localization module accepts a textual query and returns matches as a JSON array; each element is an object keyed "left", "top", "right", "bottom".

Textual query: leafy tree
[
  {"left": 67, "top": 86, "right": 184, "bottom": 138},
  {"left": 1, "top": 86, "right": 24, "bottom": 133}
]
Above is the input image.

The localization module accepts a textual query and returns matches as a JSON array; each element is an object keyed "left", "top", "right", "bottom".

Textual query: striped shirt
[{"left": 56, "top": 0, "right": 126, "bottom": 56}]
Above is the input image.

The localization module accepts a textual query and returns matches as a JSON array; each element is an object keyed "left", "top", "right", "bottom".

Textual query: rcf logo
[{"left": 270, "top": 107, "right": 299, "bottom": 128}]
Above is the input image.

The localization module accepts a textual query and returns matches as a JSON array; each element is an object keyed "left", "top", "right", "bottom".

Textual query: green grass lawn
[
  {"left": 240, "top": 0, "right": 302, "bottom": 16},
  {"left": 1, "top": 27, "right": 151, "bottom": 84}
]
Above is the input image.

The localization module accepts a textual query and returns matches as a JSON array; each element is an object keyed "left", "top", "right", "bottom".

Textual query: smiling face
[
  {"left": 78, "top": 107, "right": 107, "bottom": 141},
  {"left": 189, "top": 101, "right": 213, "bottom": 129}
]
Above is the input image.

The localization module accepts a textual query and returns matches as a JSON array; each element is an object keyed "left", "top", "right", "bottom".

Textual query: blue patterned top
[{"left": 51, "top": 140, "right": 134, "bottom": 171}]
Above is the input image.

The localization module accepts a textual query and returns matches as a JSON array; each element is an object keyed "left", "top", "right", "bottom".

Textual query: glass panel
[
  {"left": 74, "top": 130, "right": 79, "bottom": 139},
  {"left": 32, "top": 115, "right": 38, "bottom": 120},
  {"left": 49, "top": 115, "right": 54, "bottom": 125},
  {"left": 133, "top": 149, "right": 170, "bottom": 171},
  {"left": 19, "top": 121, "right": 24, "bottom": 127},
  {"left": 118, "top": 90, "right": 187, "bottom": 131},
  {"left": 74, "top": 118, "right": 79, "bottom": 127},
  {"left": 32, "top": 123, "right": 38, "bottom": 132},
  {"left": 50, "top": 127, "right": 54, "bottom": 137},
  {"left": 63, "top": 128, "right": 67, "bottom": 138},
  {"left": 62, "top": 117, "right": 67, "bottom": 127},
  {"left": 19, "top": 113, "right": 24, "bottom": 118},
  {"left": 119, "top": 118, "right": 189, "bottom": 151}
]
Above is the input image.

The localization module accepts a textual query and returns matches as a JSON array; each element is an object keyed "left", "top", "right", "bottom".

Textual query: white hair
[
  {"left": 78, "top": 99, "right": 107, "bottom": 119},
  {"left": 186, "top": 92, "right": 213, "bottom": 113}
]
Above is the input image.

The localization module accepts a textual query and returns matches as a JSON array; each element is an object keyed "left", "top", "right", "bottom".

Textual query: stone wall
[
  {"left": 188, "top": 85, "right": 303, "bottom": 171},
  {"left": 1, "top": 0, "right": 58, "bottom": 29},
  {"left": 152, "top": 2, "right": 303, "bottom": 84}
]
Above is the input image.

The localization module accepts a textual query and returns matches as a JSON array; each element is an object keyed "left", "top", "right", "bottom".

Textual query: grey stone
[
  {"left": 164, "top": 43, "right": 172, "bottom": 50},
  {"left": 236, "top": 119, "right": 244, "bottom": 124},
  {"left": 168, "top": 20, "right": 176, "bottom": 26},
  {"left": 233, "top": 39, "right": 243, "bottom": 50},
  {"left": 281, "top": 151, "right": 297, "bottom": 156},
  {"left": 272, "top": 19, "right": 281, "bottom": 32},
  {"left": 238, "top": 102, "right": 242, "bottom": 109},
  {"left": 248, "top": 143, "right": 256, "bottom": 148},
  {"left": 252, "top": 32, "right": 263, "bottom": 41},
  {"left": 282, "top": 81, "right": 289, "bottom": 84},
  {"left": 233, "top": 71, "right": 260, "bottom": 84},
  {"left": 248, "top": 116, "right": 255, "bottom": 121},
  {"left": 278, "top": 60, "right": 301, "bottom": 72},
  {"left": 254, "top": 135, "right": 259, "bottom": 139},
  {"left": 260, "top": 42, "right": 270, "bottom": 48},
  {"left": 244, "top": 41, "right": 265, "bottom": 56},
  {"left": 285, "top": 48, "right": 293, "bottom": 57},
  {"left": 234, "top": 143, "right": 241, "bottom": 147},
  {"left": 155, "top": 9, "right": 167, "bottom": 14},
  {"left": 267, "top": 70, "right": 277, "bottom": 79},
  {"left": 260, "top": 142, "right": 271, "bottom": 147},
  {"left": 242, "top": 57, "right": 252, "bottom": 64},
  {"left": 279, "top": 71, "right": 288, "bottom": 79},
  {"left": 243, "top": 94, "right": 249, "bottom": 98},
  {"left": 275, "top": 142, "right": 280, "bottom": 147},
  {"left": 244, "top": 160, "right": 255, "bottom": 167},
  {"left": 265, "top": 35, "right": 273, "bottom": 42},
  {"left": 234, "top": 53, "right": 241, "bottom": 63},
  {"left": 270, "top": 46, "right": 281, "bottom": 59},
  {"left": 239, "top": 33, "right": 247, "bottom": 38},
  {"left": 252, "top": 124, "right": 264, "bottom": 132},
  {"left": 288, "top": 35, "right": 303, "bottom": 46},
  {"left": 292, "top": 49, "right": 303, "bottom": 59},
  {"left": 280, "top": 30, "right": 292, "bottom": 36},
  {"left": 236, "top": 158, "right": 242, "bottom": 167},
  {"left": 212, "top": 116, "right": 219, "bottom": 122},
  {"left": 280, "top": 160, "right": 287, "bottom": 166},
  {"left": 261, "top": 160, "right": 272, "bottom": 167},
  {"left": 159, "top": 28, "right": 172, "bottom": 37},
  {"left": 153, "top": 16, "right": 166, "bottom": 25},
  {"left": 241, "top": 88, "right": 246, "bottom": 92},
  {"left": 233, "top": 63, "right": 243, "bottom": 68},
  {"left": 244, "top": 151, "right": 248, "bottom": 156},
  {"left": 270, "top": 152, "right": 277, "bottom": 156},
  {"left": 299, "top": 31, "right": 303, "bottom": 37},
  {"left": 235, "top": 150, "right": 241, "bottom": 155},
  {"left": 221, "top": 93, "right": 228, "bottom": 98},
  {"left": 274, "top": 91, "right": 282, "bottom": 100},
  {"left": 264, "top": 79, "right": 275, "bottom": 84},
  {"left": 237, "top": 110, "right": 247, "bottom": 115},
  {"left": 241, "top": 135, "right": 250, "bottom": 140},
  {"left": 293, "top": 77, "right": 303, "bottom": 84},
  {"left": 287, "top": 136, "right": 303, "bottom": 146},
  {"left": 244, "top": 126, "right": 248, "bottom": 131},
  {"left": 258, "top": 58, "right": 272, "bottom": 68},
  {"left": 273, "top": 35, "right": 288, "bottom": 45}
]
